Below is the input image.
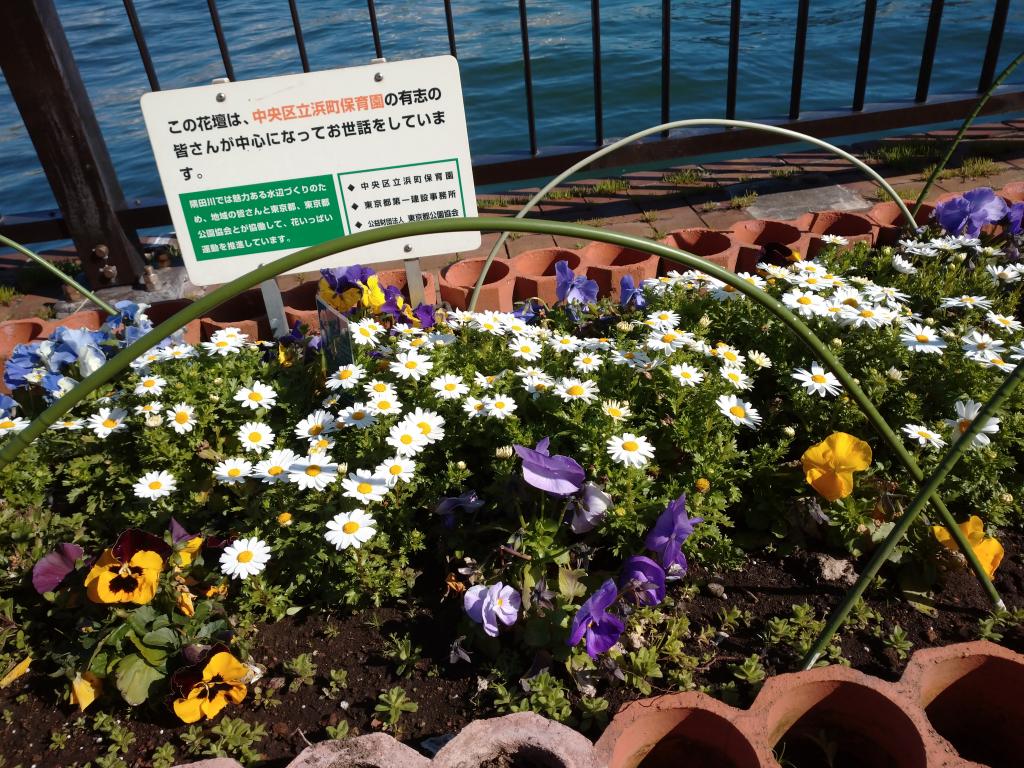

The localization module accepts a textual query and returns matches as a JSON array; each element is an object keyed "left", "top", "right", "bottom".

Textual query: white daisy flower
[
  {"left": 782, "top": 290, "right": 826, "bottom": 317},
  {"left": 254, "top": 448, "right": 300, "bottom": 484},
  {"left": 134, "top": 375, "right": 166, "bottom": 396},
  {"left": 325, "top": 364, "right": 366, "bottom": 391},
  {"left": 548, "top": 334, "right": 583, "bottom": 353},
  {"left": 961, "top": 330, "right": 1004, "bottom": 359},
  {"left": 233, "top": 381, "right": 277, "bottom": 410},
  {"left": 646, "top": 309, "right": 680, "bottom": 330},
  {"left": 133, "top": 470, "right": 176, "bottom": 500},
  {"left": 339, "top": 402, "right": 378, "bottom": 429},
  {"left": 341, "top": 470, "right": 390, "bottom": 503},
  {"left": 214, "top": 457, "right": 253, "bottom": 484},
  {"left": 944, "top": 399, "right": 1000, "bottom": 449},
  {"left": 865, "top": 285, "right": 910, "bottom": 306},
  {"left": 50, "top": 417, "right": 83, "bottom": 431},
  {"left": 368, "top": 395, "right": 403, "bottom": 417},
  {"left": 293, "top": 409, "right": 337, "bottom": 438},
  {"left": 840, "top": 304, "right": 895, "bottom": 329},
  {"left": 900, "top": 323, "right": 947, "bottom": 354},
  {"left": 792, "top": 364, "right": 842, "bottom": 397},
  {"left": 555, "top": 378, "right": 599, "bottom": 403},
  {"left": 288, "top": 454, "right": 339, "bottom": 491},
  {"left": 987, "top": 312, "right": 1023, "bottom": 333},
  {"left": 720, "top": 366, "right": 752, "bottom": 390},
  {"left": 573, "top": 352, "right": 603, "bottom": 373},
  {"left": 717, "top": 395, "right": 762, "bottom": 429},
  {"left": 363, "top": 379, "right": 397, "bottom": 400},
  {"left": 86, "top": 407, "right": 128, "bottom": 438},
  {"left": 325, "top": 509, "right": 377, "bottom": 550},
  {"left": 390, "top": 350, "right": 433, "bottom": 381},
  {"left": 940, "top": 295, "right": 992, "bottom": 310},
  {"left": 710, "top": 345, "right": 745, "bottom": 367},
  {"left": 474, "top": 371, "right": 501, "bottom": 390},
  {"left": 386, "top": 421, "right": 430, "bottom": 456},
  {"left": 584, "top": 337, "right": 616, "bottom": 351},
  {"left": 986, "top": 264, "right": 1022, "bottom": 285},
  {"left": 646, "top": 328, "right": 689, "bottom": 353},
  {"left": 430, "top": 374, "right": 468, "bottom": 400},
  {"left": 891, "top": 255, "right": 918, "bottom": 274},
  {"left": 463, "top": 396, "right": 487, "bottom": 418},
  {"left": 473, "top": 311, "right": 506, "bottom": 335},
  {"left": 820, "top": 234, "right": 848, "bottom": 246},
  {"left": 375, "top": 456, "right": 416, "bottom": 486},
  {"left": 308, "top": 435, "right": 336, "bottom": 455},
  {"left": 902, "top": 424, "right": 946, "bottom": 449},
  {"left": 976, "top": 353, "right": 1017, "bottom": 372},
  {"left": 606, "top": 433, "right": 655, "bottom": 467},
  {"left": 201, "top": 336, "right": 245, "bottom": 356},
  {"left": 160, "top": 344, "right": 196, "bottom": 361},
  {"left": 484, "top": 394, "right": 518, "bottom": 419},
  {"left": 403, "top": 408, "right": 445, "bottom": 443},
  {"left": 510, "top": 337, "right": 543, "bottom": 362},
  {"left": 238, "top": 422, "right": 275, "bottom": 452},
  {"left": 610, "top": 348, "right": 651, "bottom": 367},
  {"left": 220, "top": 537, "right": 270, "bottom": 580},
  {"left": 521, "top": 374, "right": 555, "bottom": 396},
  {"left": 351, "top": 318, "right": 383, "bottom": 346},
  {"left": 601, "top": 400, "right": 631, "bottom": 421},
  {"left": 134, "top": 401, "right": 163, "bottom": 416},
  {"left": 748, "top": 350, "right": 772, "bottom": 369},
  {"left": 131, "top": 351, "right": 162, "bottom": 370},
  {"left": 788, "top": 273, "right": 831, "bottom": 292}
]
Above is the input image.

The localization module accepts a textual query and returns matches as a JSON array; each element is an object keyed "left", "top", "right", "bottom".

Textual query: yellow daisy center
[
  {"left": 405, "top": 361, "right": 418, "bottom": 369},
  {"left": 339, "top": 369, "right": 352, "bottom": 379},
  {"left": 148, "top": 481, "right": 162, "bottom": 490},
  {"left": 174, "top": 412, "right": 189, "bottom": 424},
  {"left": 400, "top": 434, "right": 413, "bottom": 445},
  {"left": 798, "top": 296, "right": 812, "bottom": 305},
  {"left": 352, "top": 410, "right": 366, "bottom": 420},
  {"left": 859, "top": 310, "right": 874, "bottom": 318},
  {"left": 1, "top": 420, "right": 17, "bottom": 429},
  {"left": 729, "top": 405, "right": 746, "bottom": 419},
  {"left": 444, "top": 383, "right": 456, "bottom": 391},
  {"left": 373, "top": 383, "right": 387, "bottom": 392},
  {"left": 607, "top": 407, "right": 622, "bottom": 418},
  {"left": 389, "top": 465, "right": 403, "bottom": 475},
  {"left": 357, "top": 482, "right": 372, "bottom": 494},
  {"left": 248, "top": 432, "right": 262, "bottom": 442},
  {"left": 308, "top": 424, "right": 323, "bottom": 435},
  {"left": 567, "top": 385, "right": 585, "bottom": 397},
  {"left": 268, "top": 466, "right": 284, "bottom": 476},
  {"left": 237, "top": 550, "right": 254, "bottom": 563},
  {"left": 622, "top": 440, "right": 639, "bottom": 452},
  {"left": 811, "top": 374, "right": 827, "bottom": 384},
  {"left": 377, "top": 401, "right": 392, "bottom": 410},
  {"left": 248, "top": 391, "right": 262, "bottom": 401},
  {"left": 915, "top": 334, "right": 929, "bottom": 343},
  {"left": 661, "top": 334, "right": 676, "bottom": 343},
  {"left": 305, "top": 465, "right": 321, "bottom": 476},
  {"left": 228, "top": 468, "right": 241, "bottom": 477},
  {"left": 102, "top": 418, "right": 118, "bottom": 428},
  {"left": 342, "top": 521, "right": 360, "bottom": 534},
  {"left": 215, "top": 340, "right": 228, "bottom": 347},
  {"left": 417, "top": 422, "right": 431, "bottom": 435}
]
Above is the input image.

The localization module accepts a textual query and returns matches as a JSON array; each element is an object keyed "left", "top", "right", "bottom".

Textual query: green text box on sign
[{"left": 180, "top": 175, "right": 344, "bottom": 262}]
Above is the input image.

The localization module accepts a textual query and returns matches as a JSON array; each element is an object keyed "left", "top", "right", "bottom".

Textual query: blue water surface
[{"left": 0, "top": 0, "right": 1021, "bottom": 215}]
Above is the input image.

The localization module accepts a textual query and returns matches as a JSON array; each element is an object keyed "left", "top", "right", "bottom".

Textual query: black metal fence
[{"left": 0, "top": 0, "right": 1022, "bottom": 287}]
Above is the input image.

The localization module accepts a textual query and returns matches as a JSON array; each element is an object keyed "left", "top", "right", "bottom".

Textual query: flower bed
[{"left": 0, "top": 190, "right": 1023, "bottom": 767}]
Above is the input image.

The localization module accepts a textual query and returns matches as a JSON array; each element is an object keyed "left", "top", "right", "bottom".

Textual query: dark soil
[{"left": 2, "top": 532, "right": 1022, "bottom": 768}]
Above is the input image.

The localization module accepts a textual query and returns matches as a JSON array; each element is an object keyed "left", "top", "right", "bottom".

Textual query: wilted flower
[
  {"left": 618, "top": 556, "right": 666, "bottom": 606},
  {"left": 801, "top": 432, "right": 873, "bottom": 502},
  {"left": 568, "top": 579, "right": 625, "bottom": 658},
  {"left": 464, "top": 582, "right": 520, "bottom": 636},
  {"left": 570, "top": 482, "right": 612, "bottom": 534},
  {"left": 32, "top": 543, "right": 84, "bottom": 594},
  {"left": 644, "top": 494, "right": 703, "bottom": 573},
  {"left": 932, "top": 515, "right": 1003, "bottom": 578},
  {"left": 171, "top": 646, "right": 249, "bottom": 723},
  {"left": 514, "top": 437, "right": 585, "bottom": 496},
  {"left": 435, "top": 490, "right": 485, "bottom": 527}
]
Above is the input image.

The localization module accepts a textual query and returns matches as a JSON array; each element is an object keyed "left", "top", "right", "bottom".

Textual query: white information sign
[{"left": 140, "top": 56, "right": 480, "bottom": 285}]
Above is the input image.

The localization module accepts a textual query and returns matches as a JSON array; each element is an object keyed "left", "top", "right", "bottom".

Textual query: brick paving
[{"left": 0, "top": 119, "right": 1022, "bottom": 322}]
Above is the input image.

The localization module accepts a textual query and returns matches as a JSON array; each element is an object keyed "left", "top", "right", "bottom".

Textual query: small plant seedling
[
  {"left": 283, "top": 652, "right": 317, "bottom": 692},
  {"left": 325, "top": 720, "right": 350, "bottom": 739},
  {"left": 374, "top": 687, "right": 418, "bottom": 733},
  {"left": 205, "top": 717, "right": 267, "bottom": 764},
  {"left": 383, "top": 632, "right": 423, "bottom": 678},
  {"left": 0, "top": 285, "right": 19, "bottom": 306},
  {"left": 883, "top": 624, "right": 913, "bottom": 661},
  {"left": 150, "top": 743, "right": 177, "bottom": 768},
  {"left": 662, "top": 168, "right": 705, "bottom": 186},
  {"left": 769, "top": 165, "right": 798, "bottom": 178},
  {"left": 592, "top": 178, "right": 629, "bottom": 195},
  {"left": 323, "top": 667, "right": 349, "bottom": 699},
  {"left": 731, "top": 654, "right": 767, "bottom": 685},
  {"left": 729, "top": 190, "right": 758, "bottom": 209}
]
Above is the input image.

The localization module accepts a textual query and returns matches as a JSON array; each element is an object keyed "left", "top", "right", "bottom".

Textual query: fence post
[{"left": 0, "top": 0, "right": 144, "bottom": 289}]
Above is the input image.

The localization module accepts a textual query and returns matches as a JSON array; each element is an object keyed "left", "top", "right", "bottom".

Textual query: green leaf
[
  {"left": 128, "top": 631, "right": 168, "bottom": 666},
  {"left": 115, "top": 654, "right": 165, "bottom": 706},
  {"left": 142, "top": 627, "right": 179, "bottom": 650},
  {"left": 127, "top": 606, "right": 158, "bottom": 636},
  {"left": 557, "top": 568, "right": 587, "bottom": 600}
]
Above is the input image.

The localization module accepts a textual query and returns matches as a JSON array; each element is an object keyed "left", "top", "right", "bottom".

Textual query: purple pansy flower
[
  {"left": 32, "top": 543, "right": 84, "bottom": 594},
  {"left": 555, "top": 260, "right": 599, "bottom": 305},
  {"left": 1007, "top": 202, "right": 1023, "bottom": 236},
  {"left": 568, "top": 579, "right": 625, "bottom": 658},
  {"left": 570, "top": 481, "right": 612, "bottom": 533},
  {"left": 412, "top": 303, "right": 437, "bottom": 329},
  {"left": 644, "top": 493, "right": 703, "bottom": 573},
  {"left": 435, "top": 490, "right": 485, "bottom": 527},
  {"left": 618, "top": 555, "right": 666, "bottom": 606},
  {"left": 934, "top": 188, "right": 1009, "bottom": 237},
  {"left": 320, "top": 265, "right": 375, "bottom": 293},
  {"left": 464, "top": 582, "right": 521, "bottom": 636},
  {"left": 514, "top": 437, "right": 585, "bottom": 497},
  {"left": 619, "top": 275, "right": 647, "bottom": 309}
]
